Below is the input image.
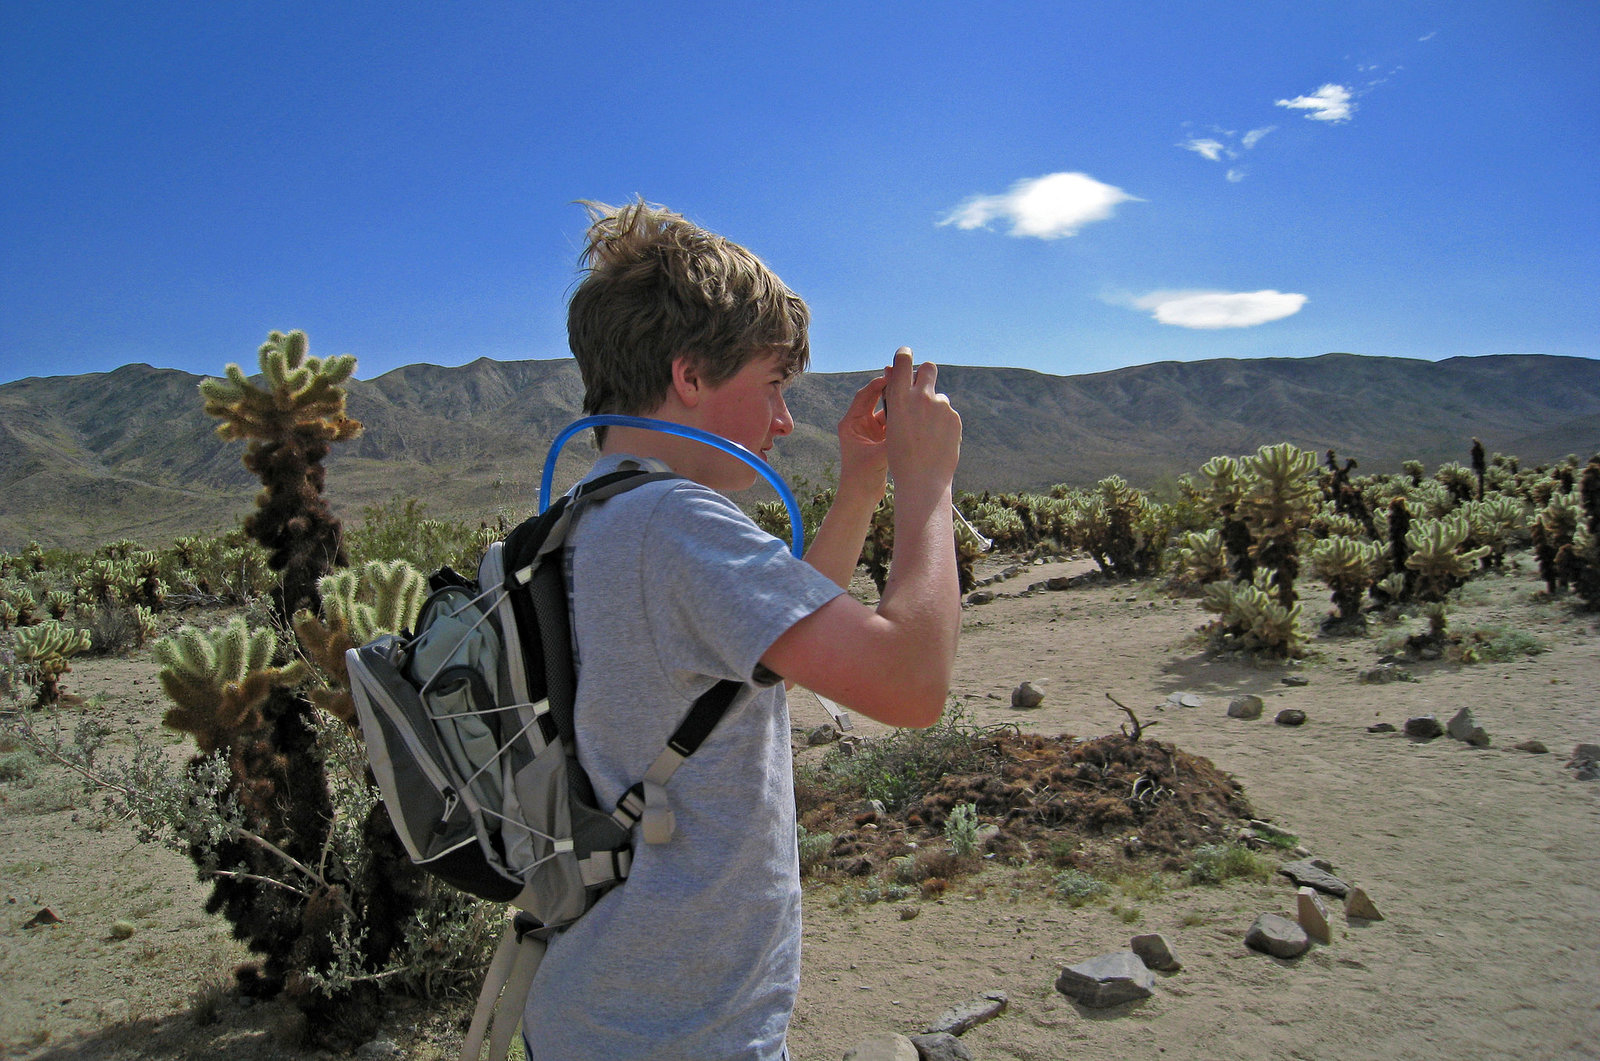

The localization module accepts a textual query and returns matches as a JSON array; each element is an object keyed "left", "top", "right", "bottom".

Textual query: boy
[{"left": 521, "top": 200, "right": 962, "bottom": 1060}]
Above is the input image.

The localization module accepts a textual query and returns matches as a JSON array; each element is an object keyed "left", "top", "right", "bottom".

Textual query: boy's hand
[
  {"left": 835, "top": 373, "right": 889, "bottom": 495},
  {"left": 884, "top": 347, "right": 961, "bottom": 498}
]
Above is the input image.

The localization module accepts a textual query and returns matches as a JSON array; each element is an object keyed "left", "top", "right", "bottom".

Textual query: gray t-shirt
[{"left": 521, "top": 454, "right": 844, "bottom": 1061}]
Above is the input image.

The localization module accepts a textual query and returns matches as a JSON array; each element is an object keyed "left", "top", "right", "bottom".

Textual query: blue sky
[{"left": 2, "top": 1, "right": 1596, "bottom": 386}]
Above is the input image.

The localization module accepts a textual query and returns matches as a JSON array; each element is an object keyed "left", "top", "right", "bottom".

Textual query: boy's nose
[{"left": 772, "top": 394, "right": 794, "bottom": 436}]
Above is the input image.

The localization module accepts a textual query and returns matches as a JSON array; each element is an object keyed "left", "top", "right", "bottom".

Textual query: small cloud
[
  {"left": 1181, "top": 138, "right": 1228, "bottom": 162},
  {"left": 940, "top": 172, "right": 1141, "bottom": 239},
  {"left": 1276, "top": 83, "right": 1355, "bottom": 122},
  {"left": 1225, "top": 168, "right": 1246, "bottom": 183},
  {"left": 1241, "top": 126, "right": 1275, "bottom": 149},
  {"left": 1419, "top": 30, "right": 1436, "bottom": 42},
  {"left": 1128, "top": 289, "right": 1308, "bottom": 329}
]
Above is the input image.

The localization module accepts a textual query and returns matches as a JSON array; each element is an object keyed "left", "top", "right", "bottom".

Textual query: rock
[
  {"left": 1282, "top": 674, "right": 1310, "bottom": 687},
  {"left": 898, "top": 905, "right": 920, "bottom": 921},
  {"left": 1277, "top": 859, "right": 1349, "bottom": 897},
  {"left": 1227, "top": 695, "right": 1263, "bottom": 720},
  {"left": 1045, "top": 576, "right": 1074, "bottom": 590},
  {"left": 807, "top": 724, "right": 840, "bottom": 746},
  {"left": 22, "top": 907, "right": 62, "bottom": 929},
  {"left": 1569, "top": 743, "right": 1600, "bottom": 767},
  {"left": 1275, "top": 709, "right": 1308, "bottom": 726},
  {"left": 1245, "top": 913, "right": 1311, "bottom": 958},
  {"left": 925, "top": 991, "right": 1008, "bottom": 1036},
  {"left": 1130, "top": 932, "right": 1182, "bottom": 971},
  {"left": 355, "top": 1040, "right": 403, "bottom": 1060},
  {"left": 1167, "top": 692, "right": 1203, "bottom": 708},
  {"left": 1296, "top": 887, "right": 1331, "bottom": 944},
  {"left": 1361, "top": 664, "right": 1414, "bottom": 685},
  {"left": 1011, "top": 682, "right": 1045, "bottom": 709},
  {"left": 1344, "top": 884, "right": 1384, "bottom": 921},
  {"left": 909, "top": 1032, "right": 975, "bottom": 1061},
  {"left": 1054, "top": 951, "right": 1156, "bottom": 1008},
  {"left": 1403, "top": 715, "right": 1444, "bottom": 740},
  {"left": 110, "top": 920, "right": 136, "bottom": 940},
  {"left": 1575, "top": 764, "right": 1600, "bottom": 782},
  {"left": 1446, "top": 707, "right": 1490, "bottom": 746},
  {"left": 1514, "top": 740, "right": 1548, "bottom": 754},
  {"left": 843, "top": 1032, "right": 919, "bottom": 1061},
  {"left": 966, "top": 590, "right": 996, "bottom": 605},
  {"left": 1368, "top": 722, "right": 1397, "bottom": 733}
]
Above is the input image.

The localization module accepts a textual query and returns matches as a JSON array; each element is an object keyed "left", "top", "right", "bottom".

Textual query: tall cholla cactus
[
  {"left": 1200, "top": 455, "right": 1254, "bottom": 582},
  {"left": 200, "top": 330, "right": 363, "bottom": 621},
  {"left": 1239, "top": 443, "right": 1321, "bottom": 608},
  {"left": 1573, "top": 455, "right": 1600, "bottom": 609},
  {"left": 294, "top": 560, "right": 427, "bottom": 724},
  {"left": 14, "top": 620, "right": 93, "bottom": 705},
  {"left": 154, "top": 617, "right": 307, "bottom": 753}
]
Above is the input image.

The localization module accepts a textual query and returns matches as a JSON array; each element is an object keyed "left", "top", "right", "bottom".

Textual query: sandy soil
[{"left": 3, "top": 552, "right": 1597, "bottom": 1061}]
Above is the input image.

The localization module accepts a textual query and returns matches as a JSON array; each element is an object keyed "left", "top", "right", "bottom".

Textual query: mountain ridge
[{"left": 2, "top": 352, "right": 1596, "bottom": 550}]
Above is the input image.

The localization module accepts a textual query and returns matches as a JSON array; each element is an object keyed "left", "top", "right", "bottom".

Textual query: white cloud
[
  {"left": 1225, "top": 168, "right": 1246, "bottom": 183},
  {"left": 1241, "top": 125, "right": 1275, "bottom": 149},
  {"left": 1276, "top": 83, "right": 1355, "bottom": 122},
  {"left": 940, "top": 172, "right": 1141, "bottom": 239},
  {"left": 1129, "top": 289, "right": 1307, "bottom": 329},
  {"left": 1181, "top": 138, "right": 1227, "bottom": 162}
]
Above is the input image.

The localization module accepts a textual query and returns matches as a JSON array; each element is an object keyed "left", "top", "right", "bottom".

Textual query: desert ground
[{"left": 2, "top": 551, "right": 1597, "bottom": 1061}]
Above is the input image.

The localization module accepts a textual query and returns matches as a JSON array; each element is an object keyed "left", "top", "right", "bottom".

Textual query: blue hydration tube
[{"left": 539, "top": 414, "right": 805, "bottom": 558}]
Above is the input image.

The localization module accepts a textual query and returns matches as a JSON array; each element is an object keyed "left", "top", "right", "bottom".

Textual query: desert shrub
[
  {"left": 1185, "top": 843, "right": 1273, "bottom": 886},
  {"left": 944, "top": 801, "right": 980, "bottom": 857},
  {"left": 797, "top": 825, "right": 837, "bottom": 877},
  {"left": 803, "top": 704, "right": 996, "bottom": 813},
  {"left": 345, "top": 497, "right": 501, "bottom": 572},
  {"left": 1450, "top": 625, "right": 1547, "bottom": 663},
  {"left": 1051, "top": 868, "right": 1111, "bottom": 906}
]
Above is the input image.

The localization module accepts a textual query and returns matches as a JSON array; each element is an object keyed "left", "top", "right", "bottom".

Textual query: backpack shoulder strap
[{"left": 612, "top": 678, "right": 742, "bottom": 843}]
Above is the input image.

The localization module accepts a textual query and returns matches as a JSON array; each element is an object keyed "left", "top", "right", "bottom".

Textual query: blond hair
[{"left": 567, "top": 200, "right": 810, "bottom": 421}]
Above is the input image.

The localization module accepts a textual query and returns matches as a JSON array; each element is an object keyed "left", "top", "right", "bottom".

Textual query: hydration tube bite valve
[{"left": 539, "top": 415, "right": 806, "bottom": 558}]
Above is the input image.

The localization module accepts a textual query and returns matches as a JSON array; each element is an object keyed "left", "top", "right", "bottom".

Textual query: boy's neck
[{"left": 600, "top": 419, "right": 719, "bottom": 489}]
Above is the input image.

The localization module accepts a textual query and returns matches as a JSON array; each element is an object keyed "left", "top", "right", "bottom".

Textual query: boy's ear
[{"left": 670, "top": 355, "right": 704, "bottom": 408}]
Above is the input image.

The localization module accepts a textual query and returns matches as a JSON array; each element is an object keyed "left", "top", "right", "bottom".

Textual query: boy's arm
[{"left": 763, "top": 350, "right": 961, "bottom": 729}]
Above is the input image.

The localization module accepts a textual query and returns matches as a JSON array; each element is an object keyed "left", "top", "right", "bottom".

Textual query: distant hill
[{"left": 2, "top": 352, "right": 1596, "bottom": 551}]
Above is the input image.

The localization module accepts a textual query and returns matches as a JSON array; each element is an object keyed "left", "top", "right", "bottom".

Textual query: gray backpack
[{"left": 346, "top": 468, "right": 741, "bottom": 1061}]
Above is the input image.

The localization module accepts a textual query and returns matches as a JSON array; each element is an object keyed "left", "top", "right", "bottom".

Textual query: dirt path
[{"left": 3, "top": 555, "right": 1598, "bottom": 1060}]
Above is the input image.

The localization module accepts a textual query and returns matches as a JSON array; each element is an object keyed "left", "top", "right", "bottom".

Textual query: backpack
[{"left": 345, "top": 468, "right": 743, "bottom": 1061}]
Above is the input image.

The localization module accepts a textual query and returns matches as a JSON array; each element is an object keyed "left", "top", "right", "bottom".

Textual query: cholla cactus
[
  {"left": 80, "top": 559, "right": 132, "bottom": 606},
  {"left": 861, "top": 489, "right": 895, "bottom": 594},
  {"left": 1460, "top": 495, "right": 1527, "bottom": 569},
  {"left": 1200, "top": 574, "right": 1306, "bottom": 659},
  {"left": 1310, "top": 535, "right": 1384, "bottom": 628},
  {"left": 1239, "top": 443, "right": 1321, "bottom": 608},
  {"left": 45, "top": 590, "right": 73, "bottom": 620},
  {"left": 1405, "top": 514, "right": 1489, "bottom": 602},
  {"left": 294, "top": 560, "right": 427, "bottom": 724},
  {"left": 3, "top": 585, "right": 39, "bottom": 627},
  {"left": 1172, "top": 528, "right": 1229, "bottom": 591},
  {"left": 1077, "top": 476, "right": 1169, "bottom": 578},
  {"left": 1200, "top": 455, "right": 1254, "bottom": 582},
  {"left": 1435, "top": 462, "right": 1476, "bottom": 506},
  {"left": 1532, "top": 491, "right": 1580, "bottom": 594},
  {"left": 200, "top": 329, "right": 362, "bottom": 621},
  {"left": 1573, "top": 455, "right": 1600, "bottom": 609},
  {"left": 14, "top": 620, "right": 93, "bottom": 705},
  {"left": 154, "top": 617, "right": 308, "bottom": 754}
]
